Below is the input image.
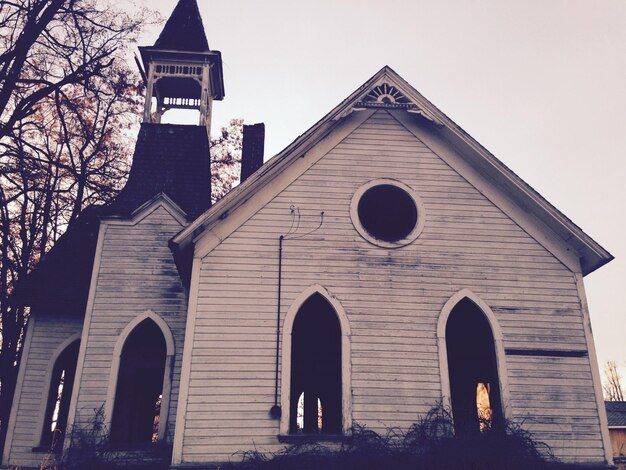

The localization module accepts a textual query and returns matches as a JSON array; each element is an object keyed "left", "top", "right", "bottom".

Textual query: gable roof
[
  {"left": 13, "top": 205, "right": 102, "bottom": 315},
  {"left": 154, "top": 0, "right": 209, "bottom": 52},
  {"left": 606, "top": 401, "right": 626, "bottom": 427},
  {"left": 172, "top": 66, "right": 612, "bottom": 276}
]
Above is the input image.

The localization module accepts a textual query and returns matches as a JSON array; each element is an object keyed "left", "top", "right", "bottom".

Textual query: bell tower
[
  {"left": 105, "top": 0, "right": 221, "bottom": 219},
  {"left": 138, "top": 0, "right": 224, "bottom": 137}
]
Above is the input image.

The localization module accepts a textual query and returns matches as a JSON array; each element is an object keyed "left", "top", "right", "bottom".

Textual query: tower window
[
  {"left": 289, "top": 294, "right": 342, "bottom": 434},
  {"left": 41, "top": 340, "right": 80, "bottom": 450},
  {"left": 111, "top": 319, "right": 166, "bottom": 444}
]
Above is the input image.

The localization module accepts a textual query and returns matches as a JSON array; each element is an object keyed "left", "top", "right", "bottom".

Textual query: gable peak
[{"left": 335, "top": 66, "right": 444, "bottom": 125}]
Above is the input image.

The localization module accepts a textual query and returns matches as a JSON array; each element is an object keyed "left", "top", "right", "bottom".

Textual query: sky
[{"left": 133, "top": 0, "right": 626, "bottom": 380}]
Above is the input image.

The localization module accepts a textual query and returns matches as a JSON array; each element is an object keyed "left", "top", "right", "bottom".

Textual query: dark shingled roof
[
  {"left": 13, "top": 206, "right": 101, "bottom": 316},
  {"left": 606, "top": 401, "right": 626, "bottom": 427},
  {"left": 154, "top": 0, "right": 209, "bottom": 52},
  {"left": 111, "top": 123, "right": 211, "bottom": 219},
  {"left": 16, "top": 123, "right": 212, "bottom": 315}
]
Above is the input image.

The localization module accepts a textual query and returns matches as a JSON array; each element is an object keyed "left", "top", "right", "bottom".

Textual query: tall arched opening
[
  {"left": 41, "top": 339, "right": 80, "bottom": 450},
  {"left": 289, "top": 293, "right": 342, "bottom": 434},
  {"left": 445, "top": 297, "right": 503, "bottom": 435},
  {"left": 110, "top": 319, "right": 167, "bottom": 444}
]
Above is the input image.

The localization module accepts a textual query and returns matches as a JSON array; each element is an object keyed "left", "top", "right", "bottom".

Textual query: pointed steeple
[
  {"left": 139, "top": 0, "right": 224, "bottom": 135},
  {"left": 154, "top": 0, "right": 209, "bottom": 52}
]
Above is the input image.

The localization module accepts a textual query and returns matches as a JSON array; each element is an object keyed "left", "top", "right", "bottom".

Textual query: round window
[{"left": 350, "top": 180, "right": 425, "bottom": 248}]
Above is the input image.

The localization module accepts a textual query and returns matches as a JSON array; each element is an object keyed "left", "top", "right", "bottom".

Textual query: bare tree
[
  {"left": 604, "top": 360, "right": 625, "bottom": 402},
  {"left": 0, "top": 0, "right": 153, "bottom": 457},
  {"left": 211, "top": 118, "right": 243, "bottom": 203},
  {"left": 0, "top": 0, "right": 149, "bottom": 139},
  {"left": 0, "top": 2, "right": 245, "bottom": 458}
]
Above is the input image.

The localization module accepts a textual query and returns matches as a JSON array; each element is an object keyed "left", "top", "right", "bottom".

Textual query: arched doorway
[
  {"left": 445, "top": 297, "right": 503, "bottom": 434},
  {"left": 110, "top": 319, "right": 166, "bottom": 444},
  {"left": 289, "top": 294, "right": 342, "bottom": 434}
]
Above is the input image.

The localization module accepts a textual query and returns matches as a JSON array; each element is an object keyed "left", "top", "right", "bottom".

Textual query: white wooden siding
[
  {"left": 71, "top": 205, "right": 188, "bottom": 443},
  {"left": 181, "top": 110, "right": 604, "bottom": 464},
  {"left": 6, "top": 315, "right": 82, "bottom": 467}
]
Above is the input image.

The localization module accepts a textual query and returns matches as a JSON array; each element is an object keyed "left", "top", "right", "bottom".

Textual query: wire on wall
[{"left": 270, "top": 206, "right": 324, "bottom": 419}]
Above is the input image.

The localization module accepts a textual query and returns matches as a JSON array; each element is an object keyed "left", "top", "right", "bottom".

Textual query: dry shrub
[{"left": 224, "top": 404, "right": 609, "bottom": 470}]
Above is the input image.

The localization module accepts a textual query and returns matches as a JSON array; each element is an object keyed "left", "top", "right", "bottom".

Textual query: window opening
[
  {"left": 476, "top": 382, "right": 493, "bottom": 432},
  {"left": 50, "top": 371, "right": 65, "bottom": 432},
  {"left": 152, "top": 394, "right": 162, "bottom": 443},
  {"left": 295, "top": 392, "right": 323, "bottom": 433},
  {"left": 318, "top": 398, "right": 323, "bottom": 431},
  {"left": 297, "top": 392, "right": 304, "bottom": 431},
  {"left": 357, "top": 184, "right": 417, "bottom": 242},
  {"left": 111, "top": 319, "right": 166, "bottom": 444},
  {"left": 41, "top": 340, "right": 80, "bottom": 450},
  {"left": 289, "top": 294, "right": 341, "bottom": 434},
  {"left": 445, "top": 298, "right": 502, "bottom": 435}
]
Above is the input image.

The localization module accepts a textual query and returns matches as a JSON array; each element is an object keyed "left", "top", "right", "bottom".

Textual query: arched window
[
  {"left": 289, "top": 294, "right": 342, "bottom": 434},
  {"left": 111, "top": 319, "right": 166, "bottom": 444},
  {"left": 445, "top": 298, "right": 503, "bottom": 435},
  {"left": 41, "top": 340, "right": 80, "bottom": 450}
]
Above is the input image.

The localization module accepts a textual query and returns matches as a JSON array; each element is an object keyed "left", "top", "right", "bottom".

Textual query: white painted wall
[
  {"left": 3, "top": 315, "right": 82, "bottom": 467},
  {"left": 178, "top": 110, "right": 606, "bottom": 464},
  {"left": 68, "top": 203, "right": 188, "bottom": 444}
]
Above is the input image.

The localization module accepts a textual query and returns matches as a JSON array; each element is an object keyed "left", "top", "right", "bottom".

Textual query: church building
[{"left": 2, "top": 0, "right": 615, "bottom": 468}]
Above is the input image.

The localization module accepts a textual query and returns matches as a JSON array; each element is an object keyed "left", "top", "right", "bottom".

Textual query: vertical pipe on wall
[{"left": 270, "top": 235, "right": 284, "bottom": 419}]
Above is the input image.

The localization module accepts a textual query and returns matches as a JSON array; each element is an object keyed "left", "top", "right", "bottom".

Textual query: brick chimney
[{"left": 241, "top": 123, "right": 265, "bottom": 183}]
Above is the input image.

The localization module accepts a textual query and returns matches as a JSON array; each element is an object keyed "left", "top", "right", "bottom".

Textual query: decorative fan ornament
[
  {"left": 363, "top": 83, "right": 411, "bottom": 104},
  {"left": 354, "top": 82, "right": 418, "bottom": 112},
  {"left": 334, "top": 78, "right": 444, "bottom": 125}
]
